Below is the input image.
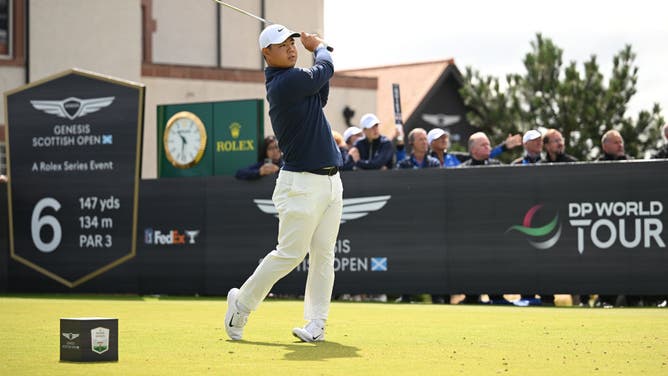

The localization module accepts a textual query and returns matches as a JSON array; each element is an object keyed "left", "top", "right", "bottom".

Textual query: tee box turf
[{"left": 60, "top": 317, "right": 118, "bottom": 362}]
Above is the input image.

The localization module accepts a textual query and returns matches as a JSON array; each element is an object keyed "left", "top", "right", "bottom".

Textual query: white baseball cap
[
  {"left": 427, "top": 128, "right": 450, "bottom": 145},
  {"left": 259, "top": 24, "right": 300, "bottom": 49},
  {"left": 359, "top": 113, "right": 380, "bottom": 129},
  {"left": 523, "top": 129, "right": 542, "bottom": 143},
  {"left": 343, "top": 127, "right": 363, "bottom": 142}
]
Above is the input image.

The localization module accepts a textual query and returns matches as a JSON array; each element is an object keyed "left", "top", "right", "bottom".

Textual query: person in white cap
[
  {"left": 396, "top": 128, "right": 441, "bottom": 169},
  {"left": 427, "top": 128, "right": 465, "bottom": 167},
  {"left": 345, "top": 113, "right": 395, "bottom": 170},
  {"left": 343, "top": 126, "right": 363, "bottom": 148},
  {"left": 340, "top": 126, "right": 363, "bottom": 170},
  {"left": 225, "top": 24, "right": 342, "bottom": 343},
  {"left": 511, "top": 129, "right": 544, "bottom": 165}
]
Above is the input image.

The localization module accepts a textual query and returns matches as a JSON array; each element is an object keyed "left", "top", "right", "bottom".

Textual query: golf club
[{"left": 211, "top": 0, "right": 334, "bottom": 51}]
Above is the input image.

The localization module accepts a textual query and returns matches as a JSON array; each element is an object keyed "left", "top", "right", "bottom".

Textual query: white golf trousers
[{"left": 237, "top": 169, "right": 343, "bottom": 320}]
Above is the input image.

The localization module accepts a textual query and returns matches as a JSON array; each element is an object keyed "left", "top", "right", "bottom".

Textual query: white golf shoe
[
  {"left": 292, "top": 320, "right": 326, "bottom": 342},
  {"left": 225, "top": 288, "right": 249, "bottom": 340}
]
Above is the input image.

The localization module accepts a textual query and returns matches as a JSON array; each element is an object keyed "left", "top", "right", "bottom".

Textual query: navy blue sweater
[
  {"left": 347, "top": 136, "right": 395, "bottom": 170},
  {"left": 264, "top": 46, "right": 342, "bottom": 172}
]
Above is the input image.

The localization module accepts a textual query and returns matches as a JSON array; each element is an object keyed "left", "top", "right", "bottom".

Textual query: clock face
[{"left": 163, "top": 112, "right": 207, "bottom": 168}]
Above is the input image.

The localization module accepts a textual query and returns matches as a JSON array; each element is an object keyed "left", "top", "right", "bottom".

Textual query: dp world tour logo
[{"left": 507, "top": 204, "right": 562, "bottom": 250}]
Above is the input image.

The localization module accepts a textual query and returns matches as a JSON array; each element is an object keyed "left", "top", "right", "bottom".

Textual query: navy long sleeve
[
  {"left": 350, "top": 136, "right": 395, "bottom": 170},
  {"left": 264, "top": 46, "right": 341, "bottom": 172},
  {"left": 235, "top": 161, "right": 264, "bottom": 180}
]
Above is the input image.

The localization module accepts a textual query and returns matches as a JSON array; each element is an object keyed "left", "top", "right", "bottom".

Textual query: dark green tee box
[{"left": 60, "top": 318, "right": 118, "bottom": 362}]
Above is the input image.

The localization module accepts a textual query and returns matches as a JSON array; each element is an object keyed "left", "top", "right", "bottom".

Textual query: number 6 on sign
[{"left": 31, "top": 197, "right": 62, "bottom": 253}]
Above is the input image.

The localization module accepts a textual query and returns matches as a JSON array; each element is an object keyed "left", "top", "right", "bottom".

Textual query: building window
[
  {"left": 0, "top": 0, "right": 11, "bottom": 58},
  {"left": 141, "top": 0, "right": 155, "bottom": 63},
  {"left": 0, "top": 0, "right": 23, "bottom": 66}
]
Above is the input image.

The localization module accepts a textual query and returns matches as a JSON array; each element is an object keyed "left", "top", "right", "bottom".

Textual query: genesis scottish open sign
[{"left": 4, "top": 69, "right": 145, "bottom": 287}]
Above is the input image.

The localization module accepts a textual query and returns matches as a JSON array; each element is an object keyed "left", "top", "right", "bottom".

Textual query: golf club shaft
[{"left": 211, "top": 0, "right": 334, "bottom": 52}]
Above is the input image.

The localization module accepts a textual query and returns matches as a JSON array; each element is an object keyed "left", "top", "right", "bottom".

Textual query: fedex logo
[{"left": 144, "top": 228, "right": 200, "bottom": 245}]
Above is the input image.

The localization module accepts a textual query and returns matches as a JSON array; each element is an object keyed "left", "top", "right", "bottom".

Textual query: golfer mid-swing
[{"left": 225, "top": 24, "right": 343, "bottom": 342}]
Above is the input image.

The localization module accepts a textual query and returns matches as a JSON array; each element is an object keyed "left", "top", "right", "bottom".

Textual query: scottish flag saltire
[{"left": 371, "top": 257, "right": 387, "bottom": 272}]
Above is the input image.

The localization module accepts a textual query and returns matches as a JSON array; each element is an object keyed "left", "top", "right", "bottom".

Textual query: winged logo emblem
[
  {"left": 421, "top": 113, "right": 461, "bottom": 127},
  {"left": 254, "top": 195, "right": 391, "bottom": 224},
  {"left": 30, "top": 96, "right": 115, "bottom": 120},
  {"left": 62, "top": 333, "right": 80, "bottom": 340}
]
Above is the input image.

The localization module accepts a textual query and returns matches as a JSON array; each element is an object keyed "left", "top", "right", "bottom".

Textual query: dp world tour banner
[
  {"left": 1, "top": 160, "right": 666, "bottom": 294},
  {"left": 3, "top": 69, "right": 144, "bottom": 288}
]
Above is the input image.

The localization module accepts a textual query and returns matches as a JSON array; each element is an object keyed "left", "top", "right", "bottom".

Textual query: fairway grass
[{"left": 1, "top": 295, "right": 666, "bottom": 375}]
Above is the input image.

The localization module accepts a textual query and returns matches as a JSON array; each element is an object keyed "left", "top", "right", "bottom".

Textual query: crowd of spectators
[{"left": 234, "top": 113, "right": 668, "bottom": 308}]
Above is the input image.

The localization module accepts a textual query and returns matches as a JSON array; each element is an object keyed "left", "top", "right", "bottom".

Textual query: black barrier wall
[
  {"left": 1, "top": 184, "right": 7, "bottom": 292},
  {"left": 1, "top": 160, "right": 667, "bottom": 295}
]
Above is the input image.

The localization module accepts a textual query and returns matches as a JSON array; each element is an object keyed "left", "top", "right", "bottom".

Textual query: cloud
[{"left": 325, "top": 0, "right": 668, "bottom": 118}]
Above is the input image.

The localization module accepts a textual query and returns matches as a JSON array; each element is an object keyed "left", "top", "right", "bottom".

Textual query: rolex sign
[{"left": 157, "top": 99, "right": 264, "bottom": 177}]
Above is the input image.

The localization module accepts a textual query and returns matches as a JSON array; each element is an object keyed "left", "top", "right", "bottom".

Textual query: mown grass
[{"left": 1, "top": 295, "right": 666, "bottom": 375}]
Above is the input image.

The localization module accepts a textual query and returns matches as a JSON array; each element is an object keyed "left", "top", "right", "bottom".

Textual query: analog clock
[{"left": 163, "top": 111, "right": 207, "bottom": 169}]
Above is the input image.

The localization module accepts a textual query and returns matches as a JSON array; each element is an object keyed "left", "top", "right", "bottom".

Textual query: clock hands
[{"left": 164, "top": 112, "right": 206, "bottom": 168}]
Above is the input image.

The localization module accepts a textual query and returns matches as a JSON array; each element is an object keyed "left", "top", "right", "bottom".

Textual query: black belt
[{"left": 309, "top": 166, "right": 339, "bottom": 176}]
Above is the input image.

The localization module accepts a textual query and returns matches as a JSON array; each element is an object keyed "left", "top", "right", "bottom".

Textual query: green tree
[{"left": 460, "top": 33, "right": 664, "bottom": 161}]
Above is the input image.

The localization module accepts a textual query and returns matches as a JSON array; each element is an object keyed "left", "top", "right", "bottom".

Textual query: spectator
[
  {"left": 653, "top": 123, "right": 668, "bottom": 159},
  {"left": 395, "top": 128, "right": 443, "bottom": 304},
  {"left": 540, "top": 128, "right": 578, "bottom": 163},
  {"left": 428, "top": 129, "right": 522, "bottom": 167},
  {"left": 540, "top": 129, "right": 581, "bottom": 303},
  {"left": 459, "top": 132, "right": 502, "bottom": 166},
  {"left": 594, "top": 129, "right": 633, "bottom": 307},
  {"left": 345, "top": 113, "right": 395, "bottom": 170},
  {"left": 396, "top": 128, "right": 441, "bottom": 169},
  {"left": 511, "top": 130, "right": 543, "bottom": 165},
  {"left": 492, "top": 133, "right": 524, "bottom": 160},
  {"left": 234, "top": 135, "right": 283, "bottom": 180},
  {"left": 343, "top": 126, "right": 363, "bottom": 148},
  {"left": 455, "top": 132, "right": 504, "bottom": 304},
  {"left": 394, "top": 125, "right": 407, "bottom": 163},
  {"left": 427, "top": 128, "right": 465, "bottom": 167},
  {"left": 594, "top": 129, "right": 665, "bottom": 307},
  {"left": 0, "top": 174, "right": 6, "bottom": 183},
  {"left": 341, "top": 127, "right": 362, "bottom": 171},
  {"left": 597, "top": 130, "right": 631, "bottom": 161},
  {"left": 513, "top": 129, "right": 568, "bottom": 305},
  {"left": 332, "top": 130, "right": 345, "bottom": 149},
  {"left": 332, "top": 130, "right": 347, "bottom": 162}
]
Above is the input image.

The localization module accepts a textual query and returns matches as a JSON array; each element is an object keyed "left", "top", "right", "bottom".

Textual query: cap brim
[
  {"left": 261, "top": 30, "right": 301, "bottom": 49},
  {"left": 272, "top": 32, "right": 300, "bottom": 45}
]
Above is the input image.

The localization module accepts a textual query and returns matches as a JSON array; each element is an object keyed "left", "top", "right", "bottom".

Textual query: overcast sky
[{"left": 324, "top": 0, "right": 667, "bottom": 119}]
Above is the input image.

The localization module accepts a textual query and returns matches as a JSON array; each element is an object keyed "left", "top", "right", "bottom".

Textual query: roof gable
[{"left": 340, "top": 59, "right": 455, "bottom": 135}]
